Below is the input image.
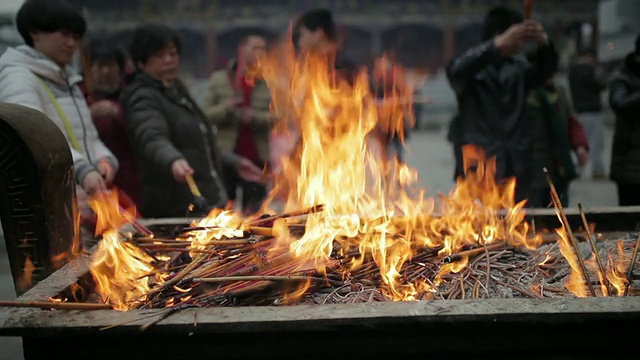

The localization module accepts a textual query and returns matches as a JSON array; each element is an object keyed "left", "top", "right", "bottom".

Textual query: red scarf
[{"left": 232, "top": 41, "right": 261, "bottom": 164}]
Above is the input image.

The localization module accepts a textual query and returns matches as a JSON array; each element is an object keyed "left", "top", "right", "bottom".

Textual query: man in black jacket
[
  {"left": 609, "top": 33, "right": 640, "bottom": 206},
  {"left": 295, "top": 8, "right": 357, "bottom": 85},
  {"left": 568, "top": 49, "right": 608, "bottom": 179},
  {"left": 446, "top": 6, "right": 557, "bottom": 202}
]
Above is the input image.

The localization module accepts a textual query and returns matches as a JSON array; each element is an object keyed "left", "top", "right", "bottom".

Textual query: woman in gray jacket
[{"left": 0, "top": 0, "right": 118, "bottom": 229}]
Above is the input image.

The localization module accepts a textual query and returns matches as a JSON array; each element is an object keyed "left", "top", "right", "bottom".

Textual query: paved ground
[
  {"left": 0, "top": 126, "right": 617, "bottom": 359},
  {"left": 0, "top": 237, "right": 22, "bottom": 360}
]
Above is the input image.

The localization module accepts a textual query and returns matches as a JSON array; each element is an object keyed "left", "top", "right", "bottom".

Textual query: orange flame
[
  {"left": 186, "top": 209, "right": 245, "bottom": 256},
  {"left": 606, "top": 240, "right": 628, "bottom": 296},
  {"left": 16, "top": 256, "right": 35, "bottom": 292},
  {"left": 255, "top": 36, "right": 539, "bottom": 301},
  {"left": 556, "top": 228, "right": 588, "bottom": 297},
  {"left": 88, "top": 190, "right": 155, "bottom": 310}
]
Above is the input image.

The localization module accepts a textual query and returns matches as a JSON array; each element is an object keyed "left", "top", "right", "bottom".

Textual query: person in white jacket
[{"left": 0, "top": 0, "right": 118, "bottom": 197}]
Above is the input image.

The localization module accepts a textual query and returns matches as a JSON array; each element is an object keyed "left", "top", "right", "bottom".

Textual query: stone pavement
[{"left": 0, "top": 127, "right": 618, "bottom": 360}]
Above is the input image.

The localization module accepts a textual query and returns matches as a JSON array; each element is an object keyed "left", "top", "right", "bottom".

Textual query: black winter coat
[
  {"left": 121, "top": 72, "right": 236, "bottom": 218},
  {"left": 446, "top": 40, "right": 557, "bottom": 199},
  {"left": 609, "top": 53, "right": 640, "bottom": 184}
]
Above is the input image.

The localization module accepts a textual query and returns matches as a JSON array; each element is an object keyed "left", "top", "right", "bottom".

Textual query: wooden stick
[
  {"left": 578, "top": 202, "right": 610, "bottom": 296},
  {"left": 544, "top": 167, "right": 596, "bottom": 297},
  {"left": 0, "top": 300, "right": 112, "bottom": 310},
  {"left": 624, "top": 231, "right": 640, "bottom": 296},
  {"left": 248, "top": 204, "right": 325, "bottom": 226},
  {"left": 524, "top": 0, "right": 534, "bottom": 19},
  {"left": 185, "top": 174, "right": 202, "bottom": 197},
  {"left": 247, "top": 226, "right": 274, "bottom": 237}
]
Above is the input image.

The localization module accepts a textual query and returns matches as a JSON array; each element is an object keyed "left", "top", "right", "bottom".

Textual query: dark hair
[
  {"left": 579, "top": 48, "right": 597, "bottom": 58},
  {"left": 481, "top": 6, "right": 523, "bottom": 42},
  {"left": 526, "top": 47, "right": 559, "bottom": 77},
  {"left": 296, "top": 8, "right": 337, "bottom": 42},
  {"left": 16, "top": 0, "right": 87, "bottom": 47},
  {"left": 128, "top": 24, "right": 181, "bottom": 68},
  {"left": 90, "top": 41, "right": 126, "bottom": 71}
]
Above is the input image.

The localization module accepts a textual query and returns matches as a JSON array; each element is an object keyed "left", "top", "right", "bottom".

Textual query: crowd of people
[
  {"left": 446, "top": 6, "right": 640, "bottom": 208},
  {"left": 0, "top": 0, "right": 639, "bottom": 232}
]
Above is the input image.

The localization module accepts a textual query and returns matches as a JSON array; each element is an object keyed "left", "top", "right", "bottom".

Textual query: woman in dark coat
[{"left": 121, "top": 24, "right": 263, "bottom": 218}]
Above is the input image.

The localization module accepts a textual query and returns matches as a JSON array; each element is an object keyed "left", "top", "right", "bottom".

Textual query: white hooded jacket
[{"left": 0, "top": 45, "right": 118, "bottom": 184}]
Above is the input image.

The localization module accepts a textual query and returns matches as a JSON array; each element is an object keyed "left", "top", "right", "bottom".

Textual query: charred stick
[
  {"left": 194, "top": 275, "right": 342, "bottom": 287},
  {"left": 543, "top": 167, "right": 597, "bottom": 297},
  {"left": 624, "top": 231, "right": 640, "bottom": 296},
  {"left": 483, "top": 244, "right": 491, "bottom": 294},
  {"left": 0, "top": 300, "right": 112, "bottom": 310},
  {"left": 491, "top": 277, "right": 543, "bottom": 299},
  {"left": 442, "top": 241, "right": 505, "bottom": 263},
  {"left": 139, "top": 306, "right": 185, "bottom": 332},
  {"left": 578, "top": 202, "right": 610, "bottom": 296},
  {"left": 144, "top": 255, "right": 207, "bottom": 298},
  {"left": 100, "top": 310, "right": 169, "bottom": 331},
  {"left": 459, "top": 271, "right": 466, "bottom": 300}
]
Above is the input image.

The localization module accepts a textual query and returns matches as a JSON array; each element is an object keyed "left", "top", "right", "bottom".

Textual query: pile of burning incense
[{"left": 85, "top": 202, "right": 638, "bottom": 311}]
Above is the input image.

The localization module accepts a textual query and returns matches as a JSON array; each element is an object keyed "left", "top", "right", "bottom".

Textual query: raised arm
[{"left": 446, "top": 40, "right": 501, "bottom": 94}]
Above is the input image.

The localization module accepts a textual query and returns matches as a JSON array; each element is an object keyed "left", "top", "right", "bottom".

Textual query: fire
[
  {"left": 186, "top": 209, "right": 245, "bottom": 256},
  {"left": 88, "top": 190, "right": 155, "bottom": 310},
  {"left": 15, "top": 256, "right": 35, "bottom": 292},
  {"left": 556, "top": 228, "right": 588, "bottom": 297},
  {"left": 607, "top": 240, "right": 629, "bottom": 296},
  {"left": 91, "top": 231, "right": 154, "bottom": 310},
  {"left": 256, "top": 37, "right": 540, "bottom": 301},
  {"left": 85, "top": 34, "right": 611, "bottom": 306}
]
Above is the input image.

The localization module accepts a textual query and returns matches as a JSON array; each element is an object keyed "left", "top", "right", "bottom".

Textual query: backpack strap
[{"left": 36, "top": 77, "right": 82, "bottom": 153}]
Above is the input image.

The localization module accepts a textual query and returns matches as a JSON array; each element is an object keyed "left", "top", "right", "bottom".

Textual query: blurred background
[{"left": 1, "top": 0, "right": 639, "bottom": 130}]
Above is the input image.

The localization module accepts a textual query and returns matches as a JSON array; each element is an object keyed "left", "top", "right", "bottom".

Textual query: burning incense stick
[
  {"left": 624, "top": 232, "right": 640, "bottom": 296},
  {"left": 524, "top": 0, "right": 533, "bottom": 19},
  {"left": 577, "top": 202, "right": 610, "bottom": 296},
  {"left": 543, "top": 168, "right": 596, "bottom": 297},
  {"left": 0, "top": 300, "right": 112, "bottom": 310},
  {"left": 185, "top": 174, "right": 202, "bottom": 197},
  {"left": 248, "top": 204, "right": 325, "bottom": 226}
]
